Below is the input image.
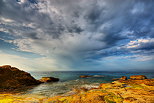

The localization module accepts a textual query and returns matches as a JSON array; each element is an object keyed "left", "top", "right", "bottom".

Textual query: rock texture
[
  {"left": 0, "top": 65, "right": 41, "bottom": 90},
  {"left": 130, "top": 75, "right": 147, "bottom": 80},
  {"left": 47, "top": 76, "right": 154, "bottom": 103},
  {"left": 0, "top": 75, "right": 154, "bottom": 103},
  {"left": 120, "top": 76, "right": 127, "bottom": 80},
  {"left": 39, "top": 77, "right": 59, "bottom": 82},
  {"left": 79, "top": 75, "right": 93, "bottom": 78},
  {"left": 112, "top": 76, "right": 127, "bottom": 81}
]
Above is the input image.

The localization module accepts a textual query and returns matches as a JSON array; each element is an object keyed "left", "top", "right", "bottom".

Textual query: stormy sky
[{"left": 0, "top": 0, "right": 154, "bottom": 71}]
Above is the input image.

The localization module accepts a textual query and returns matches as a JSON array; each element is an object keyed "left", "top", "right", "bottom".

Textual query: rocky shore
[
  {"left": 0, "top": 65, "right": 59, "bottom": 93},
  {"left": 0, "top": 76, "right": 154, "bottom": 103},
  {"left": 46, "top": 76, "right": 154, "bottom": 103},
  {"left": 0, "top": 65, "right": 41, "bottom": 93},
  {"left": 0, "top": 65, "right": 154, "bottom": 103}
]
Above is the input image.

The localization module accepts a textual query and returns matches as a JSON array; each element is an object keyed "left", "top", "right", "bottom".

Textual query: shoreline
[
  {"left": 0, "top": 66, "right": 154, "bottom": 102},
  {"left": 0, "top": 77, "right": 154, "bottom": 103}
]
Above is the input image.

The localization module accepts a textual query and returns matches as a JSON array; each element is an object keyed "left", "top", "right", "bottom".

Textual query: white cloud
[
  {"left": 0, "top": 51, "right": 64, "bottom": 71},
  {"left": 0, "top": 17, "right": 14, "bottom": 23},
  {"left": 7, "top": 32, "right": 106, "bottom": 60},
  {"left": 132, "top": 55, "right": 154, "bottom": 61},
  {"left": 125, "top": 38, "right": 154, "bottom": 49},
  {"left": 17, "top": 0, "right": 27, "bottom": 4}
]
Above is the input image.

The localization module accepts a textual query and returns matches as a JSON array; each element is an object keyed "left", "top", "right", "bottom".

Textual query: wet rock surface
[
  {"left": 112, "top": 76, "right": 127, "bottom": 81},
  {"left": 120, "top": 76, "right": 127, "bottom": 80},
  {"left": 46, "top": 76, "right": 154, "bottom": 103},
  {"left": 39, "top": 77, "right": 59, "bottom": 82},
  {"left": 130, "top": 75, "right": 147, "bottom": 80},
  {"left": 79, "top": 75, "right": 93, "bottom": 78},
  {"left": 0, "top": 73, "right": 154, "bottom": 103}
]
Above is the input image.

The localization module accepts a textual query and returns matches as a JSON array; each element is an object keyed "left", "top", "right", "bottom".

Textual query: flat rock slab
[{"left": 39, "top": 77, "right": 59, "bottom": 82}]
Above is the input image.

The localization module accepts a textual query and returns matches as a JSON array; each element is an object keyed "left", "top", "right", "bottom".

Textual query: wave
[{"left": 80, "top": 84, "right": 100, "bottom": 89}]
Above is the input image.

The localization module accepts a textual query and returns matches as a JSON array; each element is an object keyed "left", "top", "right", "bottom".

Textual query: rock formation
[
  {"left": 0, "top": 65, "right": 41, "bottom": 90},
  {"left": 47, "top": 75, "right": 154, "bottom": 103},
  {"left": 120, "top": 76, "right": 127, "bottom": 80},
  {"left": 112, "top": 76, "right": 127, "bottom": 81},
  {"left": 0, "top": 75, "right": 153, "bottom": 103},
  {"left": 39, "top": 77, "right": 59, "bottom": 82},
  {"left": 130, "top": 75, "right": 147, "bottom": 80},
  {"left": 79, "top": 75, "right": 93, "bottom": 78}
]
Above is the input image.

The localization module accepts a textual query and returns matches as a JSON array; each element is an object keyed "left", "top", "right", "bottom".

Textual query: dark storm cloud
[
  {"left": 0, "top": 0, "right": 65, "bottom": 38},
  {"left": 1, "top": 0, "right": 153, "bottom": 40}
]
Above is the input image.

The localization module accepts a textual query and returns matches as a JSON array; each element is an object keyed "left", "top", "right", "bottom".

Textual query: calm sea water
[{"left": 25, "top": 71, "right": 154, "bottom": 97}]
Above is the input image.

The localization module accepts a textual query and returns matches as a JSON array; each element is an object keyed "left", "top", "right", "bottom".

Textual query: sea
[{"left": 24, "top": 71, "right": 154, "bottom": 97}]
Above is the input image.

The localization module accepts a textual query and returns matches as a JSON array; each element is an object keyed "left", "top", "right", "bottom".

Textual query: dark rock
[
  {"left": 0, "top": 65, "right": 41, "bottom": 90},
  {"left": 79, "top": 75, "right": 104, "bottom": 78},
  {"left": 39, "top": 77, "right": 59, "bottom": 82},
  {"left": 130, "top": 75, "right": 147, "bottom": 80},
  {"left": 120, "top": 76, "right": 127, "bottom": 80},
  {"left": 79, "top": 75, "right": 93, "bottom": 78},
  {"left": 112, "top": 78, "right": 120, "bottom": 81},
  {"left": 112, "top": 76, "right": 127, "bottom": 81},
  {"left": 124, "top": 97, "right": 137, "bottom": 102}
]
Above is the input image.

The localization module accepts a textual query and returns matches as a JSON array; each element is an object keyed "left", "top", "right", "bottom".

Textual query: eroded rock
[
  {"left": 120, "top": 76, "right": 127, "bottom": 80},
  {"left": 79, "top": 75, "right": 93, "bottom": 78},
  {"left": 79, "top": 75, "right": 104, "bottom": 78},
  {"left": 39, "top": 77, "right": 59, "bottom": 82},
  {"left": 0, "top": 65, "right": 41, "bottom": 90},
  {"left": 130, "top": 75, "right": 147, "bottom": 80},
  {"left": 112, "top": 76, "right": 127, "bottom": 81},
  {"left": 124, "top": 97, "right": 137, "bottom": 102}
]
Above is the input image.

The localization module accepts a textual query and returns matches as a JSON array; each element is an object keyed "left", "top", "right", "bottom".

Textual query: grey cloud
[{"left": 0, "top": 0, "right": 154, "bottom": 70}]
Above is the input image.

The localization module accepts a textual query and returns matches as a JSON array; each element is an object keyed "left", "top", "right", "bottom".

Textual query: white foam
[{"left": 80, "top": 84, "right": 99, "bottom": 89}]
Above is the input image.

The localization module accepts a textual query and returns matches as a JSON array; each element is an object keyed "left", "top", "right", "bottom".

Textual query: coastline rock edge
[{"left": 0, "top": 65, "right": 41, "bottom": 90}]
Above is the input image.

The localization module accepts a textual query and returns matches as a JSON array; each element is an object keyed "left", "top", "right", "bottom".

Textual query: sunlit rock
[
  {"left": 130, "top": 75, "right": 147, "bottom": 80},
  {"left": 39, "top": 77, "right": 59, "bottom": 82}
]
